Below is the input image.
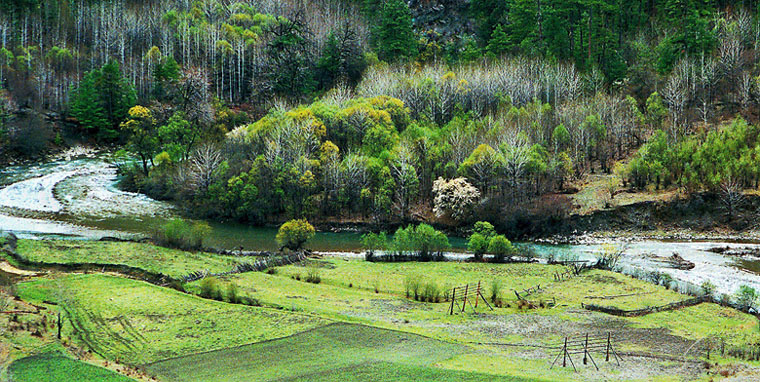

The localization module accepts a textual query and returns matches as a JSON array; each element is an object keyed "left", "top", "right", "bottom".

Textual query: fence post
[
  {"left": 475, "top": 281, "right": 480, "bottom": 308},
  {"left": 606, "top": 332, "right": 610, "bottom": 362},
  {"left": 562, "top": 337, "right": 567, "bottom": 367},
  {"left": 449, "top": 288, "right": 456, "bottom": 315},
  {"left": 583, "top": 333, "right": 589, "bottom": 365},
  {"left": 462, "top": 284, "right": 469, "bottom": 313}
]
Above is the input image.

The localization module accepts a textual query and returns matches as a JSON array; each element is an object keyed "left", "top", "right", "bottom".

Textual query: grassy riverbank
[
  {"left": 15, "top": 240, "right": 241, "bottom": 278},
  {"left": 4, "top": 239, "right": 760, "bottom": 381}
]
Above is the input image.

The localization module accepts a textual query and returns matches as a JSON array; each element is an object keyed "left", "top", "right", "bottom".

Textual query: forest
[{"left": 2, "top": 0, "right": 760, "bottom": 230}]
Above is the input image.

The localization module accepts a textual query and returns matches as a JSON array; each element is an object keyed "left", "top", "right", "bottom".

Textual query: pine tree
[
  {"left": 70, "top": 61, "right": 136, "bottom": 140},
  {"left": 260, "top": 17, "right": 316, "bottom": 99},
  {"left": 470, "top": 0, "right": 509, "bottom": 46},
  {"left": 69, "top": 70, "right": 108, "bottom": 135},
  {"left": 316, "top": 27, "right": 367, "bottom": 90},
  {"left": 374, "top": 0, "right": 416, "bottom": 62},
  {"left": 316, "top": 33, "right": 342, "bottom": 89},
  {"left": 97, "top": 61, "right": 136, "bottom": 139},
  {"left": 153, "top": 56, "right": 180, "bottom": 101},
  {"left": 487, "top": 24, "right": 511, "bottom": 56}
]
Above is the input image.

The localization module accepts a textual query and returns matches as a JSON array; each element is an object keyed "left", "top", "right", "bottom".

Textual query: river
[{"left": 2, "top": 153, "right": 760, "bottom": 297}]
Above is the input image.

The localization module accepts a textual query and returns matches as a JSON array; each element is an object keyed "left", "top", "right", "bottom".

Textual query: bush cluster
[
  {"left": 153, "top": 219, "right": 211, "bottom": 250},
  {"left": 403, "top": 276, "right": 444, "bottom": 303},
  {"left": 364, "top": 224, "right": 450, "bottom": 262},
  {"left": 305, "top": 265, "right": 322, "bottom": 284},
  {"left": 197, "top": 277, "right": 257, "bottom": 305}
]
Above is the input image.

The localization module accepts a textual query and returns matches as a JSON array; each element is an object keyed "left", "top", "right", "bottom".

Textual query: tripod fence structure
[
  {"left": 550, "top": 333, "right": 622, "bottom": 372},
  {"left": 448, "top": 281, "right": 493, "bottom": 315},
  {"left": 514, "top": 284, "right": 542, "bottom": 300}
]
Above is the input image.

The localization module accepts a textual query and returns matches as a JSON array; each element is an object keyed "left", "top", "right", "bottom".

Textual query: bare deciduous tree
[
  {"left": 720, "top": 176, "right": 745, "bottom": 221},
  {"left": 187, "top": 143, "right": 222, "bottom": 193},
  {"left": 719, "top": 29, "right": 744, "bottom": 86},
  {"left": 662, "top": 65, "right": 689, "bottom": 139}
]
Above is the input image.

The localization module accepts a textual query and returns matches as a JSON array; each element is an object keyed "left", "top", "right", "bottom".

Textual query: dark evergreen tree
[
  {"left": 316, "top": 26, "right": 367, "bottom": 90},
  {"left": 69, "top": 61, "right": 135, "bottom": 140},
  {"left": 69, "top": 69, "right": 109, "bottom": 136},
  {"left": 97, "top": 61, "right": 136, "bottom": 139},
  {"left": 152, "top": 56, "right": 180, "bottom": 101},
  {"left": 374, "top": 0, "right": 416, "bottom": 62},
  {"left": 486, "top": 24, "right": 511, "bottom": 56},
  {"left": 470, "top": 0, "right": 510, "bottom": 46},
  {"left": 258, "top": 17, "right": 316, "bottom": 99}
]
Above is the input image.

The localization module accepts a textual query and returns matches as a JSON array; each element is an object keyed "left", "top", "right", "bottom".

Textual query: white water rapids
[
  {"left": 0, "top": 154, "right": 173, "bottom": 238},
  {"left": 0, "top": 170, "right": 75, "bottom": 212}
]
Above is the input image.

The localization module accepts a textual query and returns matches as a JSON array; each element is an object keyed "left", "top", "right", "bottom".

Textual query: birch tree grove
[
  {"left": 0, "top": 0, "right": 370, "bottom": 109},
  {"left": 4, "top": 0, "right": 760, "bottom": 232}
]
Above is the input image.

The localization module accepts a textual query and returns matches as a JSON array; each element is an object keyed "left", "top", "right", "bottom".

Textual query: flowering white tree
[{"left": 432, "top": 177, "right": 481, "bottom": 222}]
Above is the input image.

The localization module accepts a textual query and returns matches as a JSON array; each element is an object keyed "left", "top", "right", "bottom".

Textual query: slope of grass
[
  {"left": 10, "top": 245, "right": 760, "bottom": 381},
  {"left": 278, "top": 259, "right": 564, "bottom": 298},
  {"left": 629, "top": 302, "right": 759, "bottom": 342},
  {"left": 191, "top": 258, "right": 760, "bottom": 346},
  {"left": 264, "top": 258, "right": 685, "bottom": 311},
  {"left": 289, "top": 361, "right": 539, "bottom": 382},
  {"left": 16, "top": 274, "right": 330, "bottom": 365},
  {"left": 539, "top": 271, "right": 688, "bottom": 310},
  {"left": 145, "top": 323, "right": 531, "bottom": 382},
  {"left": 7, "top": 352, "right": 134, "bottom": 382},
  {"left": 15, "top": 240, "right": 240, "bottom": 278},
  {"left": 569, "top": 170, "right": 677, "bottom": 216}
]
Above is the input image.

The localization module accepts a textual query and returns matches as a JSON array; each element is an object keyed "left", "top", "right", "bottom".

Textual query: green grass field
[
  {"left": 17, "top": 274, "right": 330, "bottom": 365},
  {"left": 280, "top": 259, "right": 563, "bottom": 297},
  {"left": 201, "top": 258, "right": 754, "bottom": 342},
  {"left": 9, "top": 241, "right": 760, "bottom": 381},
  {"left": 7, "top": 352, "right": 134, "bottom": 382},
  {"left": 281, "top": 258, "right": 689, "bottom": 310},
  {"left": 144, "top": 323, "right": 538, "bottom": 382},
  {"left": 15, "top": 240, "right": 241, "bottom": 278}
]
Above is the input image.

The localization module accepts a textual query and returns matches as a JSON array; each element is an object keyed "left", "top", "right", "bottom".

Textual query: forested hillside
[{"left": 1, "top": 0, "right": 760, "bottom": 231}]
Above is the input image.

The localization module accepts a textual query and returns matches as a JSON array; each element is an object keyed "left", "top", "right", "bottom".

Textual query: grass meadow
[
  {"left": 7, "top": 352, "right": 134, "bottom": 382},
  {"left": 5, "top": 240, "right": 760, "bottom": 381}
]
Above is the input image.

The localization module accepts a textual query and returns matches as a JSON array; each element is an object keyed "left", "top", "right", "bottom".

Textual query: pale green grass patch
[
  {"left": 17, "top": 274, "right": 329, "bottom": 364},
  {"left": 16, "top": 240, "right": 240, "bottom": 278}
]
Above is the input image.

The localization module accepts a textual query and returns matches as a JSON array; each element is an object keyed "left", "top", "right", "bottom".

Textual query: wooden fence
[
  {"left": 181, "top": 252, "right": 307, "bottom": 282},
  {"left": 553, "top": 262, "right": 590, "bottom": 281},
  {"left": 448, "top": 281, "right": 493, "bottom": 315},
  {"left": 514, "top": 284, "right": 542, "bottom": 300},
  {"left": 550, "top": 333, "right": 621, "bottom": 371},
  {"left": 581, "top": 295, "right": 710, "bottom": 317}
]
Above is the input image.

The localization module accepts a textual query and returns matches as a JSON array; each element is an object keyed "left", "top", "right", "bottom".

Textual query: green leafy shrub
[
  {"left": 276, "top": 219, "right": 315, "bottom": 251},
  {"left": 420, "top": 281, "right": 441, "bottom": 303},
  {"left": 199, "top": 277, "right": 222, "bottom": 300},
  {"left": 490, "top": 279, "right": 502, "bottom": 304},
  {"left": 736, "top": 285, "right": 758, "bottom": 311},
  {"left": 226, "top": 283, "right": 241, "bottom": 304},
  {"left": 153, "top": 219, "right": 211, "bottom": 250},
  {"left": 305, "top": 264, "right": 321, "bottom": 284},
  {"left": 701, "top": 281, "right": 717, "bottom": 297},
  {"left": 362, "top": 232, "right": 388, "bottom": 261},
  {"left": 467, "top": 221, "right": 495, "bottom": 261},
  {"left": 389, "top": 224, "right": 450, "bottom": 261},
  {"left": 403, "top": 275, "right": 416, "bottom": 298},
  {"left": 487, "top": 235, "right": 515, "bottom": 263}
]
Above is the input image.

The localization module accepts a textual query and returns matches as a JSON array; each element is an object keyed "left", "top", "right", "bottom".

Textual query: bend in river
[{"left": 2, "top": 156, "right": 760, "bottom": 297}]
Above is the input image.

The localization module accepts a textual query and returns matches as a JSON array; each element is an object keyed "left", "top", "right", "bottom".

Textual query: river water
[{"left": 2, "top": 154, "right": 760, "bottom": 297}]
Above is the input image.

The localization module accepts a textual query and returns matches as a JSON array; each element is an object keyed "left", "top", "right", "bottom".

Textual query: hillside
[{"left": 2, "top": 0, "right": 760, "bottom": 235}]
